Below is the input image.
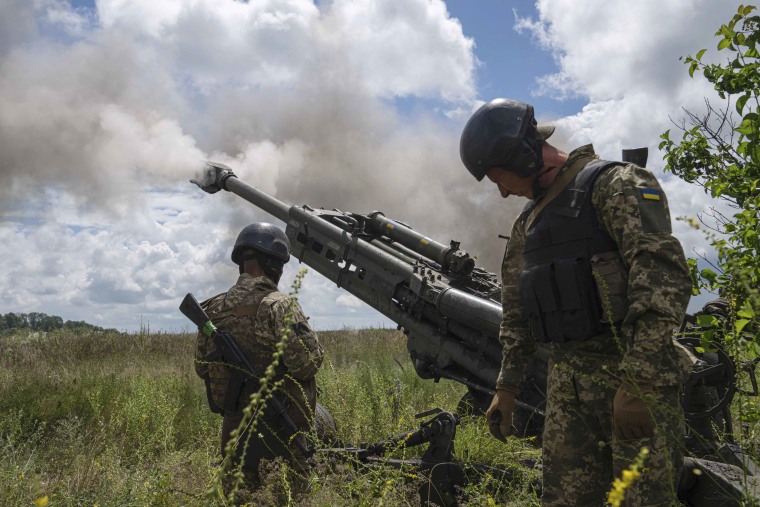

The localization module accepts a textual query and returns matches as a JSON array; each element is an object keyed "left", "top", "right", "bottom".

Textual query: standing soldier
[
  {"left": 459, "top": 98, "right": 692, "bottom": 506},
  {"left": 194, "top": 222, "right": 324, "bottom": 492}
]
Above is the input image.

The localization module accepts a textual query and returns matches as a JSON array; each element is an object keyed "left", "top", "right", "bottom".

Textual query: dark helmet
[
  {"left": 459, "top": 98, "right": 555, "bottom": 181},
  {"left": 231, "top": 222, "right": 290, "bottom": 266}
]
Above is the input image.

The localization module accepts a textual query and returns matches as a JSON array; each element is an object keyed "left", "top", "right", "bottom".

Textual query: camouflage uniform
[
  {"left": 498, "top": 145, "right": 692, "bottom": 506},
  {"left": 195, "top": 273, "right": 324, "bottom": 487}
]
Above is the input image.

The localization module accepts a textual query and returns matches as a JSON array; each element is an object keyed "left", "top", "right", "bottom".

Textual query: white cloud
[
  {"left": 0, "top": 0, "right": 743, "bottom": 330},
  {"left": 0, "top": 0, "right": 481, "bottom": 331},
  {"left": 336, "top": 294, "right": 363, "bottom": 311},
  {"left": 514, "top": 0, "right": 745, "bottom": 312},
  {"left": 519, "top": 0, "right": 735, "bottom": 101},
  {"left": 44, "top": 2, "right": 93, "bottom": 36},
  {"left": 322, "top": 0, "right": 476, "bottom": 101}
]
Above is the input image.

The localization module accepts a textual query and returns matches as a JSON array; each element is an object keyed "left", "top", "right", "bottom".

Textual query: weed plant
[
  {"left": 3, "top": 321, "right": 760, "bottom": 506},
  {"left": 0, "top": 326, "right": 540, "bottom": 506}
]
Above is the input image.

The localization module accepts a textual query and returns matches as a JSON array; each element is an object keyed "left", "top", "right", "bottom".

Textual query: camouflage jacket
[
  {"left": 194, "top": 274, "right": 324, "bottom": 414},
  {"left": 497, "top": 145, "right": 692, "bottom": 388}
]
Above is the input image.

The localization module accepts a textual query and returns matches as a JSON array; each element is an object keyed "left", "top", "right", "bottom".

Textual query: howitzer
[
  {"left": 179, "top": 292, "right": 311, "bottom": 457},
  {"left": 191, "top": 161, "right": 547, "bottom": 437},
  {"left": 191, "top": 157, "right": 760, "bottom": 505}
]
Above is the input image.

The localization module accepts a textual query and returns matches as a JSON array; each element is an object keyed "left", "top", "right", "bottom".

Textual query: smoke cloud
[
  {"left": 0, "top": 0, "right": 520, "bottom": 331},
  {"left": 2, "top": 0, "right": 739, "bottom": 330}
]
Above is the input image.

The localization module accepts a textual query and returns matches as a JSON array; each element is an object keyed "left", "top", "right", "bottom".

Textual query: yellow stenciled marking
[{"left": 420, "top": 238, "right": 430, "bottom": 245}]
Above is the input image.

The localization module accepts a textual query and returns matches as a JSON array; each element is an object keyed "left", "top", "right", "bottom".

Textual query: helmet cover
[
  {"left": 460, "top": 98, "right": 552, "bottom": 180},
  {"left": 231, "top": 222, "right": 291, "bottom": 265}
]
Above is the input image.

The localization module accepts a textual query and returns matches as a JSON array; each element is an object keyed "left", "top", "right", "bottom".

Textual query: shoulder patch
[{"left": 641, "top": 188, "right": 660, "bottom": 201}]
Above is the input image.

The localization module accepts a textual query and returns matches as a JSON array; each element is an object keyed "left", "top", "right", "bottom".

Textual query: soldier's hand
[
  {"left": 486, "top": 386, "right": 520, "bottom": 442},
  {"left": 613, "top": 381, "right": 656, "bottom": 440}
]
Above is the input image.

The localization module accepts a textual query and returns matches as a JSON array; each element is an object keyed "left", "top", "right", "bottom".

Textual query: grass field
[
  {"left": 4, "top": 323, "right": 760, "bottom": 506},
  {"left": 0, "top": 327, "right": 541, "bottom": 506}
]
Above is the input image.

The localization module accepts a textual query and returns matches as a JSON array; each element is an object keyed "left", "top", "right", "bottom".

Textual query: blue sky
[
  {"left": 0, "top": 0, "right": 744, "bottom": 331},
  {"left": 446, "top": 0, "right": 586, "bottom": 116}
]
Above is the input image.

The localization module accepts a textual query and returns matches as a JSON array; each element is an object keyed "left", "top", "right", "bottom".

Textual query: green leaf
[
  {"left": 696, "top": 48, "right": 707, "bottom": 61},
  {"left": 738, "top": 307, "right": 756, "bottom": 319},
  {"left": 737, "top": 94, "right": 750, "bottom": 114},
  {"left": 718, "top": 38, "right": 733, "bottom": 50},
  {"left": 737, "top": 124, "right": 755, "bottom": 135},
  {"left": 735, "top": 318, "right": 751, "bottom": 333},
  {"left": 697, "top": 314, "right": 719, "bottom": 327},
  {"left": 700, "top": 268, "right": 718, "bottom": 283}
]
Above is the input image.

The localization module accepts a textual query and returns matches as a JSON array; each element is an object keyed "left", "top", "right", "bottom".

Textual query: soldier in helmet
[
  {"left": 194, "top": 222, "right": 324, "bottom": 493},
  {"left": 460, "top": 98, "right": 692, "bottom": 505}
]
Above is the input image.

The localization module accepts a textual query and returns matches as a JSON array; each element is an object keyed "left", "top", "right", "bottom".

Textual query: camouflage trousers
[
  {"left": 219, "top": 380, "right": 316, "bottom": 496},
  {"left": 541, "top": 360, "right": 684, "bottom": 506},
  {"left": 221, "top": 412, "right": 310, "bottom": 475}
]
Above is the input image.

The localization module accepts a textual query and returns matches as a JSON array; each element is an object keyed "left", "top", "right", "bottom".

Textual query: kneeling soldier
[{"left": 194, "top": 223, "right": 324, "bottom": 491}]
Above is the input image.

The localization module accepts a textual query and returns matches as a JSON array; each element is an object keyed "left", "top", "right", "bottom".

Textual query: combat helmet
[
  {"left": 459, "top": 98, "right": 555, "bottom": 181},
  {"left": 231, "top": 223, "right": 290, "bottom": 279}
]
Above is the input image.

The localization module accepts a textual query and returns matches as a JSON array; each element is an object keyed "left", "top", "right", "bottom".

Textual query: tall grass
[
  {"left": 0, "top": 327, "right": 540, "bottom": 506},
  {"left": 1, "top": 328, "right": 217, "bottom": 506}
]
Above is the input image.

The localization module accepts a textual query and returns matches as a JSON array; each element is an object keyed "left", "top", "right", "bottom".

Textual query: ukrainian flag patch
[{"left": 641, "top": 188, "right": 660, "bottom": 201}]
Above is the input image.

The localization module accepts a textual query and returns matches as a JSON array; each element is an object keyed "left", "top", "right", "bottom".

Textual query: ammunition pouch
[
  {"left": 205, "top": 346, "right": 257, "bottom": 414},
  {"left": 519, "top": 257, "right": 603, "bottom": 343},
  {"left": 204, "top": 347, "right": 244, "bottom": 413},
  {"left": 202, "top": 288, "right": 275, "bottom": 415}
]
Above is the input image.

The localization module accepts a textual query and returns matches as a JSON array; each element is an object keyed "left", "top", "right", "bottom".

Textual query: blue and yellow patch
[{"left": 641, "top": 188, "right": 660, "bottom": 201}]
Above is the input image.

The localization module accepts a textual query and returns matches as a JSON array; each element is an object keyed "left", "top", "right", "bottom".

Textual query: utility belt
[{"left": 519, "top": 251, "right": 628, "bottom": 343}]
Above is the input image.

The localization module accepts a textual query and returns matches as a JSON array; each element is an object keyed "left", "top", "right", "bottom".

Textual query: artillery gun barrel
[
  {"left": 193, "top": 162, "right": 507, "bottom": 390},
  {"left": 368, "top": 238, "right": 420, "bottom": 266},
  {"left": 218, "top": 170, "right": 291, "bottom": 222},
  {"left": 367, "top": 212, "right": 475, "bottom": 275},
  {"left": 200, "top": 162, "right": 502, "bottom": 336}
]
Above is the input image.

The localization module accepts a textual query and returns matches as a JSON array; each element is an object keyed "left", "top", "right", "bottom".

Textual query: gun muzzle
[{"left": 190, "top": 162, "right": 237, "bottom": 194}]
